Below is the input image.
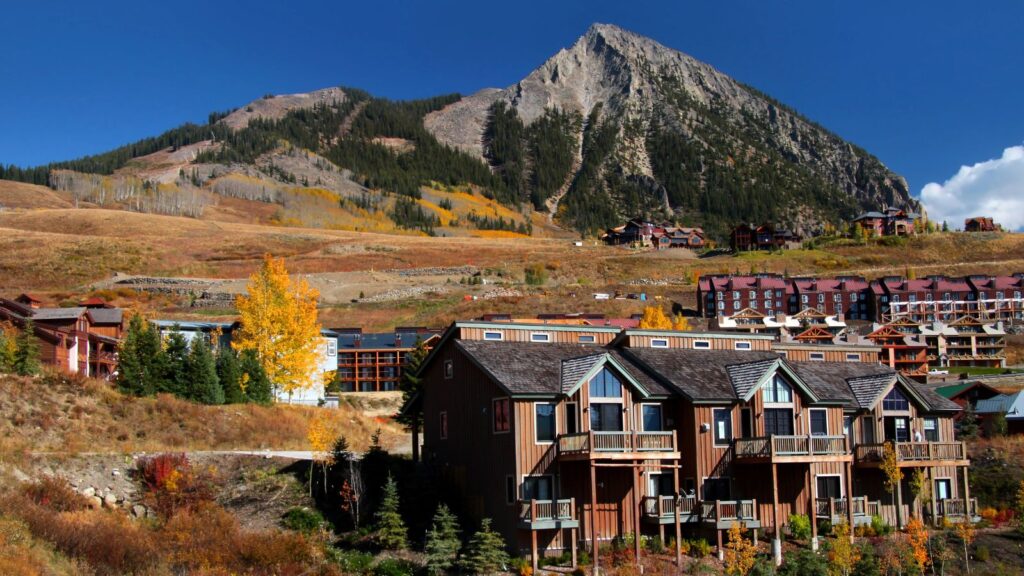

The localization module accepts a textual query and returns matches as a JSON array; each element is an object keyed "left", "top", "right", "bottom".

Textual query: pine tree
[
  {"left": 425, "top": 503, "right": 462, "bottom": 575},
  {"left": 0, "top": 327, "right": 15, "bottom": 372},
  {"left": 13, "top": 320, "right": 41, "bottom": 376},
  {"left": 957, "top": 404, "right": 979, "bottom": 439},
  {"left": 397, "top": 338, "right": 429, "bottom": 462},
  {"left": 117, "top": 315, "right": 167, "bottom": 396},
  {"left": 459, "top": 518, "right": 509, "bottom": 575},
  {"left": 161, "top": 329, "right": 190, "bottom": 396},
  {"left": 217, "top": 347, "right": 245, "bottom": 404},
  {"left": 374, "top": 473, "right": 408, "bottom": 550},
  {"left": 239, "top": 349, "right": 273, "bottom": 404},
  {"left": 186, "top": 335, "right": 223, "bottom": 404}
]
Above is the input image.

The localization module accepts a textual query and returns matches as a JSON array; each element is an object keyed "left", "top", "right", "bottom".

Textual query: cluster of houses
[
  {"left": 851, "top": 207, "right": 922, "bottom": 237},
  {"left": 729, "top": 222, "right": 803, "bottom": 252},
  {"left": 411, "top": 320, "right": 973, "bottom": 568},
  {"left": 602, "top": 218, "right": 706, "bottom": 250}
]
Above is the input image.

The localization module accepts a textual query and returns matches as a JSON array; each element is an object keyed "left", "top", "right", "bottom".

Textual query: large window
[
  {"left": 713, "top": 408, "right": 732, "bottom": 445},
  {"left": 590, "top": 368, "right": 623, "bottom": 398},
  {"left": 764, "top": 408, "right": 794, "bottom": 436},
  {"left": 882, "top": 388, "right": 910, "bottom": 411},
  {"left": 763, "top": 375, "right": 793, "bottom": 404},
  {"left": 590, "top": 404, "right": 623, "bottom": 432},
  {"left": 535, "top": 403, "right": 556, "bottom": 443},
  {"left": 923, "top": 417, "right": 939, "bottom": 441},
  {"left": 642, "top": 404, "right": 663, "bottom": 431},
  {"left": 493, "top": 398, "right": 510, "bottom": 433},
  {"left": 810, "top": 409, "right": 828, "bottom": 436},
  {"left": 522, "top": 476, "right": 553, "bottom": 501}
]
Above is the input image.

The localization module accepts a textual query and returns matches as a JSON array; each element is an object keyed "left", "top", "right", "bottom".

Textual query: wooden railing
[
  {"left": 935, "top": 498, "right": 979, "bottom": 519},
  {"left": 855, "top": 442, "right": 966, "bottom": 463},
  {"left": 557, "top": 431, "right": 677, "bottom": 456},
  {"left": 518, "top": 499, "right": 575, "bottom": 523},
  {"left": 641, "top": 495, "right": 697, "bottom": 518},
  {"left": 815, "top": 496, "right": 870, "bottom": 519},
  {"left": 734, "top": 435, "right": 848, "bottom": 459},
  {"left": 701, "top": 499, "right": 758, "bottom": 523}
]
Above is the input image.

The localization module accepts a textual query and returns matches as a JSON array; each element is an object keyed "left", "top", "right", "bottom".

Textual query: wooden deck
[
  {"left": 733, "top": 435, "right": 851, "bottom": 464},
  {"left": 517, "top": 499, "right": 579, "bottom": 530},
  {"left": 931, "top": 498, "right": 981, "bottom": 523},
  {"left": 557, "top": 431, "right": 680, "bottom": 461},
  {"left": 855, "top": 441, "right": 968, "bottom": 467},
  {"left": 640, "top": 496, "right": 760, "bottom": 530},
  {"left": 814, "top": 496, "right": 878, "bottom": 526}
]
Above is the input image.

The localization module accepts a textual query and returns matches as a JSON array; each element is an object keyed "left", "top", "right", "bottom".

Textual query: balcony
[
  {"left": 855, "top": 442, "right": 968, "bottom": 467},
  {"left": 517, "top": 499, "right": 579, "bottom": 530},
  {"left": 931, "top": 498, "right": 980, "bottom": 523},
  {"left": 815, "top": 497, "right": 877, "bottom": 526},
  {"left": 700, "top": 499, "right": 761, "bottom": 529},
  {"left": 88, "top": 350, "right": 117, "bottom": 364},
  {"left": 641, "top": 494, "right": 699, "bottom": 524},
  {"left": 733, "top": 435, "right": 850, "bottom": 463},
  {"left": 557, "top": 431, "right": 679, "bottom": 461}
]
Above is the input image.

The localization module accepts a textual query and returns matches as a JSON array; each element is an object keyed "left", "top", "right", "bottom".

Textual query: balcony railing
[
  {"left": 557, "top": 431, "right": 677, "bottom": 458},
  {"left": 855, "top": 442, "right": 966, "bottom": 464},
  {"left": 517, "top": 499, "right": 577, "bottom": 527},
  {"left": 815, "top": 496, "right": 875, "bottom": 521},
  {"left": 701, "top": 499, "right": 759, "bottom": 528},
  {"left": 933, "top": 498, "right": 979, "bottom": 520},
  {"left": 734, "top": 435, "right": 849, "bottom": 461},
  {"left": 641, "top": 494, "right": 698, "bottom": 520}
]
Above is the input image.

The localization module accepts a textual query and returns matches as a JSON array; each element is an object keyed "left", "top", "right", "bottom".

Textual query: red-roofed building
[
  {"left": 788, "top": 275, "right": 870, "bottom": 319},
  {"left": 964, "top": 217, "right": 997, "bottom": 232},
  {"left": 697, "top": 274, "right": 788, "bottom": 318}
]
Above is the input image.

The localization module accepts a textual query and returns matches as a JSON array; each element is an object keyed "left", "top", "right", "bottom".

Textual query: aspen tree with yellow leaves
[
  {"left": 233, "top": 255, "right": 322, "bottom": 400},
  {"left": 638, "top": 305, "right": 673, "bottom": 329}
]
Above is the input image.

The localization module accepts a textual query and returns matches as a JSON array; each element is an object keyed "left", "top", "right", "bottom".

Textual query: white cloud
[{"left": 920, "top": 145, "right": 1024, "bottom": 231}]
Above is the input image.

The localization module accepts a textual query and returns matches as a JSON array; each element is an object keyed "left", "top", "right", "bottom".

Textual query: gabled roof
[
  {"left": 788, "top": 361, "right": 896, "bottom": 410},
  {"left": 31, "top": 307, "right": 89, "bottom": 322},
  {"left": 621, "top": 348, "right": 780, "bottom": 401},
  {"left": 792, "top": 307, "right": 828, "bottom": 321},
  {"left": 560, "top": 354, "right": 605, "bottom": 393},
  {"left": 793, "top": 326, "right": 834, "bottom": 341},
  {"left": 87, "top": 308, "right": 123, "bottom": 325},
  {"left": 935, "top": 381, "right": 999, "bottom": 400},
  {"left": 975, "top": 392, "right": 1021, "bottom": 415}
]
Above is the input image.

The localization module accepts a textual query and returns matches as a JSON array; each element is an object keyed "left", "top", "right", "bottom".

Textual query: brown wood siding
[
  {"left": 460, "top": 327, "right": 617, "bottom": 345},
  {"left": 776, "top": 347, "right": 880, "bottom": 363},
  {"left": 628, "top": 334, "right": 772, "bottom": 351}
]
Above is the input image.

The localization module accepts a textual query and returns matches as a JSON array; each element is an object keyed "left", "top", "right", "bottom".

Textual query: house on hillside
[
  {"left": 332, "top": 327, "right": 441, "bottom": 392},
  {"left": 415, "top": 322, "right": 972, "bottom": 568},
  {"left": 964, "top": 217, "right": 998, "bottom": 232},
  {"left": 975, "top": 391, "right": 1024, "bottom": 434},
  {"left": 852, "top": 207, "right": 920, "bottom": 237},
  {"left": 934, "top": 381, "right": 1000, "bottom": 414},
  {"left": 730, "top": 223, "right": 801, "bottom": 252},
  {"left": 0, "top": 297, "right": 123, "bottom": 378},
  {"left": 602, "top": 218, "right": 655, "bottom": 246}
]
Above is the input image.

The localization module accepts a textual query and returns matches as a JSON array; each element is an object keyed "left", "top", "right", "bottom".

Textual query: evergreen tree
[
  {"left": 12, "top": 320, "right": 41, "bottom": 376},
  {"left": 425, "top": 503, "right": 462, "bottom": 575},
  {"left": 239, "top": 349, "right": 273, "bottom": 405},
  {"left": 374, "top": 473, "right": 408, "bottom": 550},
  {"left": 216, "top": 346, "right": 246, "bottom": 404},
  {"left": 396, "top": 338, "right": 429, "bottom": 462},
  {"left": 957, "top": 404, "right": 979, "bottom": 439},
  {"left": 186, "top": 335, "right": 223, "bottom": 404},
  {"left": 117, "top": 315, "right": 166, "bottom": 396},
  {"left": 0, "top": 328, "right": 15, "bottom": 372},
  {"left": 942, "top": 220, "right": 949, "bottom": 232},
  {"left": 459, "top": 518, "right": 509, "bottom": 575},
  {"left": 161, "top": 329, "right": 190, "bottom": 396}
]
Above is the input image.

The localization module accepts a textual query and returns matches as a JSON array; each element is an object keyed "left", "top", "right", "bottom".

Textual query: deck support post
[
  {"left": 895, "top": 471, "right": 904, "bottom": 529},
  {"left": 571, "top": 527, "right": 578, "bottom": 569},
  {"left": 845, "top": 462, "right": 855, "bottom": 542},
  {"left": 962, "top": 465, "right": 971, "bottom": 520},
  {"left": 717, "top": 528, "right": 724, "bottom": 561},
  {"left": 929, "top": 467, "right": 937, "bottom": 527},
  {"left": 809, "top": 464, "right": 818, "bottom": 550},
  {"left": 531, "top": 530, "right": 538, "bottom": 573},
  {"left": 590, "top": 463, "right": 599, "bottom": 576},
  {"left": 772, "top": 463, "right": 781, "bottom": 566},
  {"left": 632, "top": 461, "right": 641, "bottom": 567},
  {"left": 673, "top": 465, "right": 682, "bottom": 567}
]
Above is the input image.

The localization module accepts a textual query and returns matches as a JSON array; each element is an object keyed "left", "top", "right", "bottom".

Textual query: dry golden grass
[
  {"left": 0, "top": 373, "right": 406, "bottom": 457},
  {"left": 0, "top": 181, "right": 74, "bottom": 210}
]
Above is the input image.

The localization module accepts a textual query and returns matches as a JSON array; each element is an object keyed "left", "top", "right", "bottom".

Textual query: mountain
[{"left": 0, "top": 23, "right": 916, "bottom": 239}]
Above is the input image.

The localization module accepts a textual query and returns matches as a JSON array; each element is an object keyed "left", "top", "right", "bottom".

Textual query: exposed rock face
[
  {"left": 425, "top": 23, "right": 917, "bottom": 224},
  {"left": 221, "top": 87, "right": 347, "bottom": 130}
]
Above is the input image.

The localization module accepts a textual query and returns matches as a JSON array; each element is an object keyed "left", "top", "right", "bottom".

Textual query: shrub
[
  {"left": 282, "top": 506, "right": 328, "bottom": 533},
  {"left": 21, "top": 477, "right": 90, "bottom": 512},
  {"left": 460, "top": 518, "right": 509, "bottom": 575},
  {"left": 135, "top": 453, "right": 216, "bottom": 519},
  {"left": 788, "top": 514, "right": 811, "bottom": 541},
  {"left": 424, "top": 503, "right": 461, "bottom": 575},
  {"left": 777, "top": 549, "right": 828, "bottom": 576},
  {"left": 644, "top": 535, "right": 665, "bottom": 554},
  {"left": 689, "top": 538, "right": 711, "bottom": 558},
  {"left": 334, "top": 549, "right": 375, "bottom": 574},
  {"left": 869, "top": 514, "right": 892, "bottom": 536},
  {"left": 975, "top": 544, "right": 990, "bottom": 562},
  {"left": 374, "top": 474, "right": 408, "bottom": 550},
  {"left": 524, "top": 264, "right": 548, "bottom": 286},
  {"left": 373, "top": 558, "right": 418, "bottom": 576}
]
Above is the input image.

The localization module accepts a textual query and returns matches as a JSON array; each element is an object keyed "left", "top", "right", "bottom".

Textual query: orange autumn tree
[{"left": 233, "top": 255, "right": 322, "bottom": 400}]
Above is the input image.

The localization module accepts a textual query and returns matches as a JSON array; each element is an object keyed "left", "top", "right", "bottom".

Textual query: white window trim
[
  {"left": 923, "top": 416, "right": 940, "bottom": 442},
  {"left": 809, "top": 408, "right": 829, "bottom": 436},
  {"left": 483, "top": 331, "right": 504, "bottom": 341},
  {"left": 712, "top": 407, "right": 733, "bottom": 447},
  {"left": 578, "top": 334, "right": 596, "bottom": 343},
  {"left": 530, "top": 332, "right": 552, "bottom": 343},
  {"left": 651, "top": 338, "right": 669, "bottom": 348},
  {"left": 533, "top": 401, "right": 558, "bottom": 445},
  {"left": 734, "top": 341, "right": 752, "bottom": 351},
  {"left": 814, "top": 473, "right": 845, "bottom": 499},
  {"left": 492, "top": 397, "right": 511, "bottom": 435},
  {"left": 520, "top": 474, "right": 555, "bottom": 501},
  {"left": 639, "top": 403, "right": 664, "bottom": 432},
  {"left": 845, "top": 353, "right": 861, "bottom": 362},
  {"left": 809, "top": 352, "right": 825, "bottom": 361},
  {"left": 692, "top": 339, "right": 711, "bottom": 349}
]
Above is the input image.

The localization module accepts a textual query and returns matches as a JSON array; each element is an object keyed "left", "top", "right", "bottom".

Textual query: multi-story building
[
  {"left": 866, "top": 320, "right": 930, "bottom": 378},
  {"left": 697, "top": 274, "right": 789, "bottom": 318},
  {"left": 0, "top": 295, "right": 123, "bottom": 378},
  {"left": 965, "top": 274, "right": 1024, "bottom": 323},
  {"left": 789, "top": 276, "right": 870, "bottom": 320},
  {"left": 333, "top": 327, "right": 441, "bottom": 392},
  {"left": 730, "top": 223, "right": 802, "bottom": 252},
  {"left": 920, "top": 317, "right": 1007, "bottom": 369},
  {"left": 417, "top": 323, "right": 970, "bottom": 569},
  {"left": 852, "top": 207, "right": 920, "bottom": 237}
]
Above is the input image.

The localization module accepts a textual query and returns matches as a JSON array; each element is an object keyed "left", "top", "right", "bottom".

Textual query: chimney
[
  {"left": 395, "top": 332, "right": 403, "bottom": 347},
  {"left": 354, "top": 333, "right": 362, "bottom": 348}
]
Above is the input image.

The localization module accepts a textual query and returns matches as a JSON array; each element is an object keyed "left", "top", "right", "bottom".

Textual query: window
[
  {"left": 801, "top": 295, "right": 809, "bottom": 304},
  {"left": 590, "top": 403, "right": 623, "bottom": 431},
  {"left": 565, "top": 402, "right": 579, "bottom": 434},
  {"left": 327, "top": 340, "right": 337, "bottom": 356},
  {"left": 522, "top": 476, "right": 553, "bottom": 501},
  {"left": 505, "top": 476, "right": 516, "bottom": 504},
  {"left": 776, "top": 290, "right": 783, "bottom": 298},
  {"left": 530, "top": 332, "right": 551, "bottom": 343},
  {"left": 693, "top": 340, "right": 711, "bottom": 349},
  {"left": 843, "top": 415, "right": 853, "bottom": 438},
  {"left": 810, "top": 409, "right": 828, "bottom": 436},
  {"left": 884, "top": 416, "right": 910, "bottom": 442},
  {"left": 483, "top": 331, "right": 503, "bottom": 341},
  {"left": 493, "top": 398, "right": 510, "bottom": 433},
  {"left": 734, "top": 341, "right": 752, "bottom": 351},
  {"left": 642, "top": 404, "right": 663, "bottom": 431},
  {"left": 590, "top": 368, "right": 622, "bottom": 397},
  {"left": 923, "top": 417, "right": 939, "bottom": 441},
  {"left": 818, "top": 294, "right": 825, "bottom": 303},
  {"left": 845, "top": 353, "right": 861, "bottom": 362},
  {"left": 652, "top": 338, "right": 669, "bottom": 348},
  {"left": 997, "top": 291, "right": 1005, "bottom": 300},
  {"left": 578, "top": 335, "right": 596, "bottom": 344},
  {"left": 882, "top": 388, "right": 910, "bottom": 411},
  {"left": 740, "top": 408, "right": 753, "bottom": 438},
  {"left": 909, "top": 294, "right": 917, "bottom": 303},
  {"left": 850, "top": 293, "right": 858, "bottom": 302},
  {"left": 732, "top": 291, "right": 740, "bottom": 300},
  {"left": 764, "top": 408, "right": 794, "bottom": 435},
  {"left": 439, "top": 412, "right": 448, "bottom": 440},
  {"left": 763, "top": 376, "right": 793, "bottom": 404},
  {"left": 534, "top": 403, "right": 556, "bottom": 443},
  {"left": 809, "top": 352, "right": 825, "bottom": 361},
  {"left": 816, "top": 476, "right": 842, "bottom": 500},
  {"left": 764, "top": 290, "right": 772, "bottom": 299},
  {"left": 926, "top": 293, "right": 933, "bottom": 302},
  {"left": 713, "top": 408, "right": 732, "bottom": 445},
  {"left": 943, "top": 292, "right": 951, "bottom": 300},
  {"left": 703, "top": 478, "right": 731, "bottom": 501},
  {"left": 749, "top": 291, "right": 757, "bottom": 299},
  {"left": 833, "top": 293, "right": 842, "bottom": 302},
  {"left": 750, "top": 300, "right": 758, "bottom": 309},
  {"left": 648, "top": 473, "right": 674, "bottom": 497},
  {"left": 934, "top": 479, "right": 952, "bottom": 501},
  {"left": 718, "top": 301, "right": 725, "bottom": 310},
  {"left": 717, "top": 292, "right": 724, "bottom": 301},
  {"left": 733, "top": 300, "right": 741, "bottom": 310},
  {"left": 444, "top": 359, "right": 453, "bottom": 379}
]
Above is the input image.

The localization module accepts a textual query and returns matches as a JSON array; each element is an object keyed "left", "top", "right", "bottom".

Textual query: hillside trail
[{"left": 544, "top": 119, "right": 587, "bottom": 224}]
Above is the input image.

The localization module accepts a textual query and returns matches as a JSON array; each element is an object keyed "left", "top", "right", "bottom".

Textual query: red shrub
[
  {"left": 21, "top": 476, "right": 90, "bottom": 512},
  {"left": 136, "top": 453, "right": 216, "bottom": 519}
]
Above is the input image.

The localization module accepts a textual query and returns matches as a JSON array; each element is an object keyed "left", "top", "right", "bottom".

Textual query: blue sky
[{"left": 1, "top": 1, "right": 1022, "bottom": 211}]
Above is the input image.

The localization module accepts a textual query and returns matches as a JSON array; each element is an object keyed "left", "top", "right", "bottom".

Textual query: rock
[
  {"left": 88, "top": 496, "right": 102, "bottom": 510},
  {"left": 132, "top": 504, "right": 147, "bottom": 518},
  {"left": 103, "top": 494, "right": 118, "bottom": 508},
  {"left": 112, "top": 469, "right": 121, "bottom": 477},
  {"left": 82, "top": 487, "right": 96, "bottom": 498}
]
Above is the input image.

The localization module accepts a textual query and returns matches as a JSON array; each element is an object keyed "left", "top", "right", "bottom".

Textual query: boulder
[
  {"left": 81, "top": 486, "right": 96, "bottom": 498},
  {"left": 88, "top": 496, "right": 102, "bottom": 510}
]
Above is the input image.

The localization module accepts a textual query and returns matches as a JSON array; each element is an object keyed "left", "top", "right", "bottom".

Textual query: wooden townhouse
[
  {"left": 852, "top": 208, "right": 919, "bottom": 237},
  {"left": 730, "top": 223, "right": 801, "bottom": 252},
  {"left": 417, "top": 323, "right": 971, "bottom": 569},
  {"left": 865, "top": 320, "right": 930, "bottom": 378}
]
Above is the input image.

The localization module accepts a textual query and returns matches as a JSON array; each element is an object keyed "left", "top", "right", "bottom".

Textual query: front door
[
  {"left": 884, "top": 417, "right": 910, "bottom": 442},
  {"left": 934, "top": 479, "right": 952, "bottom": 501},
  {"left": 764, "top": 408, "right": 794, "bottom": 436},
  {"left": 817, "top": 476, "right": 842, "bottom": 500}
]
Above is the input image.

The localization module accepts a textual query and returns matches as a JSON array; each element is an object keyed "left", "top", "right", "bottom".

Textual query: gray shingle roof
[
  {"left": 455, "top": 341, "right": 671, "bottom": 397},
  {"left": 87, "top": 308, "right": 123, "bottom": 325},
  {"left": 727, "top": 359, "right": 778, "bottom": 398},
  {"left": 911, "top": 381, "right": 963, "bottom": 412},
  {"left": 621, "top": 348, "right": 779, "bottom": 401},
  {"left": 788, "top": 362, "right": 896, "bottom": 409},
  {"left": 31, "top": 307, "right": 87, "bottom": 321}
]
